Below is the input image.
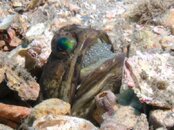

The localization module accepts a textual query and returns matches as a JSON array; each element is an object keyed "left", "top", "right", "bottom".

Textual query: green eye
[{"left": 56, "top": 37, "right": 77, "bottom": 52}]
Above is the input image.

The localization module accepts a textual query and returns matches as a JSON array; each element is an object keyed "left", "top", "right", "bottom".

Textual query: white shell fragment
[
  {"left": 0, "top": 15, "right": 16, "bottom": 30},
  {"left": 33, "top": 114, "right": 99, "bottom": 130},
  {"left": 123, "top": 52, "right": 174, "bottom": 108}
]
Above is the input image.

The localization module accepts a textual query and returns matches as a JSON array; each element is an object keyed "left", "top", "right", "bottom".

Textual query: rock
[
  {"left": 12, "top": 1, "right": 22, "bottom": 7},
  {"left": 9, "top": 36, "right": 22, "bottom": 47},
  {"left": 149, "top": 109, "right": 174, "bottom": 130},
  {"left": 51, "top": 17, "right": 82, "bottom": 31},
  {"left": 103, "top": 22, "right": 115, "bottom": 32},
  {"left": 6, "top": 28, "right": 22, "bottom": 47},
  {"left": 171, "top": 45, "right": 174, "bottom": 51},
  {"left": 11, "top": 15, "right": 29, "bottom": 35},
  {"left": 128, "top": 0, "right": 174, "bottom": 24},
  {"left": 0, "top": 118, "right": 17, "bottom": 129},
  {"left": 32, "top": 114, "right": 99, "bottom": 130},
  {"left": 152, "top": 26, "right": 169, "bottom": 36},
  {"left": 100, "top": 106, "right": 148, "bottom": 130},
  {"left": 100, "top": 121, "right": 127, "bottom": 130},
  {"left": 26, "top": 23, "right": 46, "bottom": 40},
  {"left": 112, "top": 106, "right": 139, "bottom": 128},
  {"left": 29, "top": 8, "right": 49, "bottom": 25},
  {"left": 0, "top": 52, "right": 40, "bottom": 101},
  {"left": 160, "top": 8, "right": 174, "bottom": 28},
  {"left": 31, "top": 98, "right": 71, "bottom": 120},
  {"left": 27, "top": 0, "right": 44, "bottom": 10},
  {"left": 0, "top": 15, "right": 16, "bottom": 30},
  {"left": 0, "top": 40, "right": 5, "bottom": 49},
  {"left": 171, "top": 25, "right": 174, "bottom": 35},
  {"left": 133, "top": 114, "right": 149, "bottom": 130},
  {"left": 123, "top": 52, "right": 174, "bottom": 108},
  {"left": 160, "top": 36, "right": 174, "bottom": 51},
  {"left": 129, "top": 26, "right": 162, "bottom": 55},
  {"left": 0, "top": 103, "right": 31, "bottom": 127},
  {"left": 155, "top": 127, "right": 168, "bottom": 130},
  {"left": 0, "top": 124, "right": 14, "bottom": 130},
  {"left": 3, "top": 46, "right": 10, "bottom": 51},
  {"left": 101, "top": 106, "right": 140, "bottom": 129},
  {"left": 68, "top": 3, "right": 80, "bottom": 13},
  {"left": 20, "top": 37, "right": 52, "bottom": 68},
  {"left": 105, "top": 8, "right": 125, "bottom": 19}
]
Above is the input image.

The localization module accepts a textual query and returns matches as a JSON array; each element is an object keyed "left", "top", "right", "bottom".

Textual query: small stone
[
  {"left": 26, "top": 23, "right": 45, "bottom": 40},
  {"left": 160, "top": 36, "right": 174, "bottom": 51},
  {"left": 155, "top": 127, "right": 168, "bottom": 130},
  {"left": 100, "top": 122, "right": 127, "bottom": 130},
  {"left": 0, "top": 15, "right": 16, "bottom": 30},
  {"left": 32, "top": 115, "right": 99, "bottom": 130},
  {"left": 0, "top": 103, "right": 31, "bottom": 123},
  {"left": 0, "top": 124, "right": 14, "bottom": 130},
  {"left": 106, "top": 11, "right": 116, "bottom": 19},
  {"left": 0, "top": 40, "right": 5, "bottom": 48},
  {"left": 9, "top": 37, "right": 22, "bottom": 47},
  {"left": 104, "top": 23, "right": 115, "bottom": 32},
  {"left": 101, "top": 106, "right": 140, "bottom": 129},
  {"left": 153, "top": 26, "right": 169, "bottom": 36},
  {"left": 133, "top": 114, "right": 149, "bottom": 130},
  {"left": 161, "top": 9, "right": 174, "bottom": 27},
  {"left": 171, "top": 25, "right": 174, "bottom": 35},
  {"left": 12, "top": 1, "right": 22, "bottom": 7},
  {"left": 171, "top": 45, "right": 174, "bottom": 51},
  {"left": 3, "top": 46, "right": 9, "bottom": 51},
  {"left": 68, "top": 3, "right": 80, "bottom": 13},
  {"left": 32, "top": 98, "right": 71, "bottom": 119}
]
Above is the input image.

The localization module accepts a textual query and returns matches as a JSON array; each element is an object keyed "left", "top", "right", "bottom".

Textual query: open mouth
[{"left": 81, "top": 39, "right": 116, "bottom": 78}]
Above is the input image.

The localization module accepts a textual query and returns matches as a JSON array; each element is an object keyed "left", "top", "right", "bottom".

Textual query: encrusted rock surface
[
  {"left": 0, "top": 52, "right": 40, "bottom": 101},
  {"left": 149, "top": 109, "right": 174, "bottom": 130},
  {"left": 123, "top": 52, "right": 174, "bottom": 108}
]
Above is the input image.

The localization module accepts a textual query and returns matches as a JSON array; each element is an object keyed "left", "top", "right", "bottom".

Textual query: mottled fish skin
[{"left": 40, "top": 24, "right": 124, "bottom": 112}]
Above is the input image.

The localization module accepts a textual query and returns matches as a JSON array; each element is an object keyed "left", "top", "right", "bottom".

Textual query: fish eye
[{"left": 56, "top": 37, "right": 77, "bottom": 53}]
